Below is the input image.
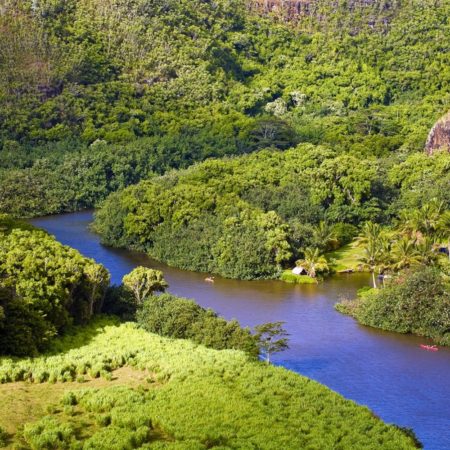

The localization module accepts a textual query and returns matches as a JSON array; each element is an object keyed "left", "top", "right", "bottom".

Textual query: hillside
[
  {"left": 0, "top": 0, "right": 449, "bottom": 217},
  {"left": 0, "top": 318, "right": 418, "bottom": 449}
]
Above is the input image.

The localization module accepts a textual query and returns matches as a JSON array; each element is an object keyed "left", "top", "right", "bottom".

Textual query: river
[{"left": 31, "top": 210, "right": 450, "bottom": 450}]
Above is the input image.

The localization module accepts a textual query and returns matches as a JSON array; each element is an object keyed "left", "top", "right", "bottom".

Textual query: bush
[
  {"left": 23, "top": 417, "right": 75, "bottom": 449},
  {"left": 102, "top": 285, "right": 137, "bottom": 321},
  {"left": 136, "top": 293, "right": 259, "bottom": 357},
  {"left": 0, "top": 426, "right": 8, "bottom": 447},
  {"left": 336, "top": 268, "right": 450, "bottom": 345},
  {"left": 280, "top": 271, "right": 318, "bottom": 284}
]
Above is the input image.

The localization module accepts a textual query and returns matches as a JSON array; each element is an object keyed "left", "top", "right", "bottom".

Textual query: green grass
[
  {"left": 327, "top": 243, "right": 366, "bottom": 273},
  {"left": 0, "top": 317, "right": 418, "bottom": 449},
  {"left": 280, "top": 270, "right": 318, "bottom": 284}
]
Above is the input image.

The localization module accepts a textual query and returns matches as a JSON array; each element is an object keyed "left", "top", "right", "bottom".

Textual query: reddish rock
[
  {"left": 248, "top": 0, "right": 396, "bottom": 23},
  {"left": 425, "top": 112, "right": 450, "bottom": 155}
]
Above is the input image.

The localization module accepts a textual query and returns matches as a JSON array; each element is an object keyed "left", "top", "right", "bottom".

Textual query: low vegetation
[
  {"left": 137, "top": 293, "right": 259, "bottom": 357},
  {"left": 0, "top": 318, "right": 419, "bottom": 449},
  {"left": 280, "top": 270, "right": 318, "bottom": 284},
  {"left": 336, "top": 268, "right": 450, "bottom": 346}
]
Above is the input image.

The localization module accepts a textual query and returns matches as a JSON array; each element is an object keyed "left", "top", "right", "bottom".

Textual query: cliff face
[
  {"left": 248, "top": 0, "right": 400, "bottom": 25},
  {"left": 425, "top": 112, "right": 450, "bottom": 155}
]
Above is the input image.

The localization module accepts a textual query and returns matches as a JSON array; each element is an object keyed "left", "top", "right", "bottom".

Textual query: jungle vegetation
[
  {"left": 0, "top": 318, "right": 419, "bottom": 449},
  {"left": 0, "top": 0, "right": 449, "bottom": 217},
  {"left": 93, "top": 146, "right": 450, "bottom": 279},
  {"left": 0, "top": 216, "right": 261, "bottom": 357},
  {"left": 336, "top": 201, "right": 450, "bottom": 345}
]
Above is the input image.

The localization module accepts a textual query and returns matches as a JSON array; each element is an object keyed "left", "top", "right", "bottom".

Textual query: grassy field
[
  {"left": 327, "top": 243, "right": 366, "bottom": 273},
  {"left": 0, "top": 317, "right": 417, "bottom": 449}
]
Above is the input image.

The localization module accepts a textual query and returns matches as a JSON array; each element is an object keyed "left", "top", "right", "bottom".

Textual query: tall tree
[
  {"left": 357, "top": 222, "right": 388, "bottom": 288},
  {"left": 254, "top": 321, "right": 289, "bottom": 364},
  {"left": 122, "top": 267, "right": 168, "bottom": 304}
]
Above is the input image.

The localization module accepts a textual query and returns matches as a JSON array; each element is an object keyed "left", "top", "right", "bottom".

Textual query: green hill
[
  {"left": 1, "top": 0, "right": 449, "bottom": 217},
  {"left": 0, "top": 318, "right": 418, "bottom": 449}
]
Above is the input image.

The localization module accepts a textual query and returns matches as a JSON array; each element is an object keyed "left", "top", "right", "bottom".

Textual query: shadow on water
[{"left": 31, "top": 210, "right": 450, "bottom": 450}]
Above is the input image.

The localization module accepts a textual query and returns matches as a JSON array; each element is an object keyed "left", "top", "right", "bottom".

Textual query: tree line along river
[{"left": 31, "top": 210, "right": 450, "bottom": 450}]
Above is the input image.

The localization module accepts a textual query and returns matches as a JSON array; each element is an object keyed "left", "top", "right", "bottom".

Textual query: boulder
[{"left": 425, "top": 112, "right": 450, "bottom": 155}]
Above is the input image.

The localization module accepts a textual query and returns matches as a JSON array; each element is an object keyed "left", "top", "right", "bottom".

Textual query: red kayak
[{"left": 420, "top": 344, "right": 438, "bottom": 352}]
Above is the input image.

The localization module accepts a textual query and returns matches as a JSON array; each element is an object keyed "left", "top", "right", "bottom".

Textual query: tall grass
[{"left": 0, "top": 318, "right": 419, "bottom": 449}]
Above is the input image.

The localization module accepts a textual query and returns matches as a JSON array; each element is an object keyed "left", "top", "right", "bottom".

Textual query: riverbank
[
  {"left": 30, "top": 211, "right": 450, "bottom": 450},
  {"left": 0, "top": 318, "right": 419, "bottom": 449},
  {"left": 336, "top": 269, "right": 450, "bottom": 347}
]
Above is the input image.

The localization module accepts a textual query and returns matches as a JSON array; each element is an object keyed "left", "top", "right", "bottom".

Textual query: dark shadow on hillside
[{"left": 44, "top": 315, "right": 121, "bottom": 356}]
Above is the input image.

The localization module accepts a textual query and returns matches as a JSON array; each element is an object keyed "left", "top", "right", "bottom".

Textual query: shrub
[
  {"left": 23, "top": 417, "right": 75, "bottom": 449},
  {"left": 0, "top": 426, "right": 8, "bottom": 447},
  {"left": 336, "top": 268, "right": 450, "bottom": 345},
  {"left": 136, "top": 294, "right": 259, "bottom": 357},
  {"left": 280, "top": 271, "right": 318, "bottom": 284}
]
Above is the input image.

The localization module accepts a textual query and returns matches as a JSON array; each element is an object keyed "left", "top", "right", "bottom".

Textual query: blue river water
[{"left": 32, "top": 210, "right": 450, "bottom": 450}]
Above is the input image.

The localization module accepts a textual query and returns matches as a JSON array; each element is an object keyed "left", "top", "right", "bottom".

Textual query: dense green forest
[
  {"left": 1, "top": 0, "right": 449, "bottom": 216},
  {"left": 0, "top": 216, "right": 258, "bottom": 357},
  {"left": 93, "top": 146, "right": 450, "bottom": 278}
]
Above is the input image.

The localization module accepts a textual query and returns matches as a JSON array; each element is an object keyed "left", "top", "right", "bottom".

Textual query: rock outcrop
[
  {"left": 248, "top": 0, "right": 399, "bottom": 24},
  {"left": 425, "top": 112, "right": 450, "bottom": 155}
]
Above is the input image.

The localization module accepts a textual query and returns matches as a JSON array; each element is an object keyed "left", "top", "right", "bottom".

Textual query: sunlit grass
[
  {"left": 0, "top": 317, "right": 418, "bottom": 449},
  {"left": 280, "top": 270, "right": 318, "bottom": 284},
  {"left": 327, "top": 243, "right": 366, "bottom": 272}
]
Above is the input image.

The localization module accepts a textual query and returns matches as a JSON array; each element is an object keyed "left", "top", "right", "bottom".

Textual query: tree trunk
[{"left": 372, "top": 270, "right": 377, "bottom": 289}]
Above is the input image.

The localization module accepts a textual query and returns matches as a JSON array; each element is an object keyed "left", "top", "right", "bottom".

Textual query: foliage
[
  {"left": 296, "top": 247, "right": 330, "bottom": 278},
  {"left": 336, "top": 268, "right": 450, "bottom": 346},
  {"left": 0, "top": 319, "right": 419, "bottom": 449},
  {"left": 136, "top": 293, "right": 259, "bottom": 357},
  {"left": 23, "top": 416, "right": 75, "bottom": 450},
  {"left": 1, "top": 1, "right": 450, "bottom": 218},
  {"left": 122, "top": 267, "right": 168, "bottom": 305},
  {"left": 280, "top": 270, "right": 318, "bottom": 284},
  {"left": 0, "top": 217, "right": 110, "bottom": 356},
  {"left": 254, "top": 321, "right": 289, "bottom": 364},
  {"left": 0, "top": 425, "right": 7, "bottom": 447},
  {"left": 102, "top": 285, "right": 137, "bottom": 321},
  {"left": 356, "top": 222, "right": 390, "bottom": 288},
  {"left": 94, "top": 145, "right": 384, "bottom": 279}
]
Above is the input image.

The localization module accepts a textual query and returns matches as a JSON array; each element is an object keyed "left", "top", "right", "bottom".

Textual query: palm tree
[
  {"left": 296, "top": 247, "right": 329, "bottom": 278},
  {"left": 357, "top": 222, "right": 389, "bottom": 288},
  {"left": 359, "top": 240, "right": 385, "bottom": 288},
  {"left": 390, "top": 236, "right": 420, "bottom": 271},
  {"left": 399, "top": 200, "right": 443, "bottom": 240},
  {"left": 419, "top": 200, "right": 443, "bottom": 236},
  {"left": 437, "top": 210, "right": 450, "bottom": 262},
  {"left": 416, "top": 237, "right": 439, "bottom": 266},
  {"left": 356, "top": 221, "right": 383, "bottom": 247},
  {"left": 312, "top": 221, "right": 338, "bottom": 252}
]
